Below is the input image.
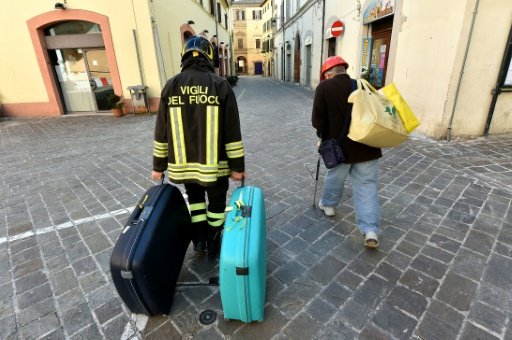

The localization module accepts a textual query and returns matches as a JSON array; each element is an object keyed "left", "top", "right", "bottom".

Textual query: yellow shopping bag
[
  {"left": 381, "top": 83, "right": 420, "bottom": 133},
  {"left": 348, "top": 79, "right": 408, "bottom": 148}
]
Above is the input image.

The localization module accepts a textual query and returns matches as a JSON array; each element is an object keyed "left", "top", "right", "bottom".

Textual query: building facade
[
  {"left": 272, "top": 0, "right": 512, "bottom": 138},
  {"left": 232, "top": 0, "right": 266, "bottom": 76},
  {"left": 0, "top": 0, "right": 233, "bottom": 117},
  {"left": 261, "top": 0, "right": 274, "bottom": 77}
]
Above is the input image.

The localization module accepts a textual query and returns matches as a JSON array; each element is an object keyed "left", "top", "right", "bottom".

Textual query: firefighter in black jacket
[{"left": 151, "top": 35, "right": 245, "bottom": 257}]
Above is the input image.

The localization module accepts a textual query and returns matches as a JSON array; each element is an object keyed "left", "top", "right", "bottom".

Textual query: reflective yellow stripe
[
  {"left": 226, "top": 149, "right": 245, "bottom": 158},
  {"left": 225, "top": 141, "right": 243, "bottom": 150},
  {"left": 169, "top": 171, "right": 219, "bottom": 183},
  {"left": 206, "top": 106, "right": 219, "bottom": 165},
  {"left": 170, "top": 107, "right": 187, "bottom": 164},
  {"left": 207, "top": 211, "right": 225, "bottom": 219},
  {"left": 167, "top": 162, "right": 230, "bottom": 183},
  {"left": 189, "top": 203, "right": 206, "bottom": 211},
  {"left": 225, "top": 141, "right": 245, "bottom": 159},
  {"left": 169, "top": 163, "right": 219, "bottom": 172},
  {"left": 218, "top": 169, "right": 231, "bottom": 176},
  {"left": 153, "top": 141, "right": 168, "bottom": 158},
  {"left": 191, "top": 214, "right": 207, "bottom": 223},
  {"left": 208, "top": 219, "right": 224, "bottom": 227}
]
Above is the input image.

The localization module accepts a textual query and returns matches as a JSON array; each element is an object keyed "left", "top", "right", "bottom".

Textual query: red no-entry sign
[{"left": 331, "top": 20, "right": 345, "bottom": 37}]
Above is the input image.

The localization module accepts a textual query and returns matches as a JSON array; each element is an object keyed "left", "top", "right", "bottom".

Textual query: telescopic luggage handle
[{"left": 176, "top": 276, "right": 219, "bottom": 287}]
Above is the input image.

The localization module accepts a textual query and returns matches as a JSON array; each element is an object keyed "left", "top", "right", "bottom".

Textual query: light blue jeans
[{"left": 320, "top": 159, "right": 380, "bottom": 235}]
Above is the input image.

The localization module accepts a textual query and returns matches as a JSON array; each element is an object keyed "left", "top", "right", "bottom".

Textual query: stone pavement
[{"left": 0, "top": 76, "right": 511, "bottom": 340}]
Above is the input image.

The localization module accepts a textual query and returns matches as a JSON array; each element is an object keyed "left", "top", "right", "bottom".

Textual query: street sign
[{"left": 331, "top": 20, "right": 345, "bottom": 38}]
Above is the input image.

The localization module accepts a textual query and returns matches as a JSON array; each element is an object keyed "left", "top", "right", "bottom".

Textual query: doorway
[
  {"left": 367, "top": 17, "right": 393, "bottom": 89},
  {"left": 305, "top": 44, "right": 312, "bottom": 87},
  {"left": 254, "top": 62, "right": 263, "bottom": 75},
  {"left": 294, "top": 33, "right": 301, "bottom": 83}
]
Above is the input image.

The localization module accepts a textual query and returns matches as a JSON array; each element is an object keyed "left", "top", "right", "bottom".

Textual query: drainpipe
[
  {"left": 484, "top": 24, "right": 512, "bottom": 136},
  {"left": 446, "top": 0, "right": 479, "bottom": 141},
  {"left": 132, "top": 29, "right": 145, "bottom": 86},
  {"left": 131, "top": 0, "right": 145, "bottom": 86}
]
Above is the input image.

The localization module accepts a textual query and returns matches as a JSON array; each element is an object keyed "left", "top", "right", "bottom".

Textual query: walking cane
[{"left": 313, "top": 154, "right": 321, "bottom": 207}]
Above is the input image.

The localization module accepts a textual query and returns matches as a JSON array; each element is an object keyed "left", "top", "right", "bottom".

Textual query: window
[
  {"left": 328, "top": 38, "right": 336, "bottom": 57},
  {"left": 209, "top": 0, "right": 215, "bottom": 14},
  {"left": 256, "top": 39, "right": 261, "bottom": 49},
  {"left": 253, "top": 10, "right": 262, "bottom": 20},
  {"left": 217, "top": 3, "right": 222, "bottom": 23},
  {"left": 225, "top": 13, "right": 228, "bottom": 28},
  {"left": 238, "top": 39, "right": 244, "bottom": 49},
  {"left": 236, "top": 10, "right": 245, "bottom": 21}
]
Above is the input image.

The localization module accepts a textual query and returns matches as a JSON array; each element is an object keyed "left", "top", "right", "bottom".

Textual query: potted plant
[{"left": 106, "top": 93, "right": 124, "bottom": 117}]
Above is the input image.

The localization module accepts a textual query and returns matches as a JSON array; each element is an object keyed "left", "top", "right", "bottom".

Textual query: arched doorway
[
  {"left": 27, "top": 10, "right": 121, "bottom": 115},
  {"left": 179, "top": 23, "right": 195, "bottom": 44},
  {"left": 294, "top": 32, "right": 301, "bottom": 83}
]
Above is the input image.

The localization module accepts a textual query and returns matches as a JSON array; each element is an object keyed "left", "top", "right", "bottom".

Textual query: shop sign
[{"left": 363, "top": 0, "right": 395, "bottom": 24}]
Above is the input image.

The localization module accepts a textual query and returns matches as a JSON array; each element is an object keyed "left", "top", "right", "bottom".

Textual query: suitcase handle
[
  {"left": 130, "top": 175, "right": 166, "bottom": 224},
  {"left": 176, "top": 276, "right": 219, "bottom": 287}
]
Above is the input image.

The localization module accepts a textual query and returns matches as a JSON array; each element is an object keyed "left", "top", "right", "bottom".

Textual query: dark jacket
[
  {"left": 153, "top": 58, "right": 244, "bottom": 186},
  {"left": 312, "top": 74, "right": 382, "bottom": 163}
]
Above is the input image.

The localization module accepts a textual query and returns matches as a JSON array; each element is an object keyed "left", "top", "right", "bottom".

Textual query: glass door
[
  {"left": 54, "top": 48, "right": 96, "bottom": 112},
  {"left": 84, "top": 49, "right": 113, "bottom": 111},
  {"left": 368, "top": 32, "right": 391, "bottom": 89},
  {"left": 53, "top": 48, "right": 113, "bottom": 112}
]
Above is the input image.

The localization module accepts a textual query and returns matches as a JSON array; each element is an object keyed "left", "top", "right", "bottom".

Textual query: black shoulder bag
[{"left": 318, "top": 79, "right": 357, "bottom": 169}]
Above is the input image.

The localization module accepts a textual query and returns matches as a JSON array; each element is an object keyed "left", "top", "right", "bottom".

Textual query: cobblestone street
[{"left": 1, "top": 76, "right": 511, "bottom": 339}]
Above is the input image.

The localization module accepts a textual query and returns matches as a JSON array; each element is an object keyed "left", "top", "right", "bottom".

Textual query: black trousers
[{"left": 184, "top": 177, "right": 229, "bottom": 244}]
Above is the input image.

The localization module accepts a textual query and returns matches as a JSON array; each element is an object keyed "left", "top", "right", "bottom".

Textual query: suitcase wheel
[{"left": 199, "top": 309, "right": 217, "bottom": 325}]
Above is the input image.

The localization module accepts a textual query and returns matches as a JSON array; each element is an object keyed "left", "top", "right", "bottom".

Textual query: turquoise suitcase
[{"left": 219, "top": 184, "right": 267, "bottom": 322}]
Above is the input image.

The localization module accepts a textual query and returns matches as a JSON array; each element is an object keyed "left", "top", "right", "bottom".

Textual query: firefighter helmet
[
  {"left": 181, "top": 35, "right": 215, "bottom": 63},
  {"left": 320, "top": 56, "right": 349, "bottom": 80}
]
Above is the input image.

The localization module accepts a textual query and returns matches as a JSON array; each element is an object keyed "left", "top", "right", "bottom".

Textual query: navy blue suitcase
[{"left": 110, "top": 182, "right": 191, "bottom": 316}]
